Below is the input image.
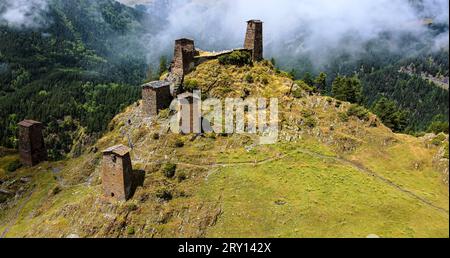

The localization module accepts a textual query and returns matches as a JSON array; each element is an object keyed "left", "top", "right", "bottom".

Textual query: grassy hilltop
[{"left": 0, "top": 60, "right": 448, "bottom": 238}]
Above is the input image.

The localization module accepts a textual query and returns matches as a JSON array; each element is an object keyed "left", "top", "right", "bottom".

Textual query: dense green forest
[
  {"left": 283, "top": 37, "right": 449, "bottom": 133},
  {"left": 0, "top": 0, "right": 149, "bottom": 159},
  {"left": 360, "top": 51, "right": 449, "bottom": 132}
]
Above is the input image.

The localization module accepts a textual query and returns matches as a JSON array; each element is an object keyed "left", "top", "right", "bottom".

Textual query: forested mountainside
[
  {"left": 0, "top": 0, "right": 448, "bottom": 160},
  {"left": 280, "top": 39, "right": 449, "bottom": 134},
  {"left": 0, "top": 0, "right": 149, "bottom": 159},
  {"left": 360, "top": 50, "right": 449, "bottom": 132}
]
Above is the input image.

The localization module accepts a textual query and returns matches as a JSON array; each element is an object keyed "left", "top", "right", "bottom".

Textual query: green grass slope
[{"left": 201, "top": 142, "right": 448, "bottom": 238}]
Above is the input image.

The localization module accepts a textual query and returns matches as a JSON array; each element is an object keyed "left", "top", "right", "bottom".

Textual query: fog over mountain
[
  {"left": 1, "top": 0, "right": 449, "bottom": 69},
  {"left": 132, "top": 0, "right": 449, "bottom": 70},
  {"left": 0, "top": 0, "right": 50, "bottom": 28}
]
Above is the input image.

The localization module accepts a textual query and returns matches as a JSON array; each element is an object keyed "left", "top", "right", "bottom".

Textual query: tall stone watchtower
[
  {"left": 244, "top": 20, "right": 263, "bottom": 62},
  {"left": 171, "top": 38, "right": 196, "bottom": 77},
  {"left": 101, "top": 145, "right": 133, "bottom": 201},
  {"left": 177, "top": 92, "right": 201, "bottom": 134},
  {"left": 18, "top": 120, "right": 47, "bottom": 166}
]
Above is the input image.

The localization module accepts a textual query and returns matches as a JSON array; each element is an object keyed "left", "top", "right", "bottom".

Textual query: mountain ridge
[{"left": 0, "top": 59, "right": 448, "bottom": 238}]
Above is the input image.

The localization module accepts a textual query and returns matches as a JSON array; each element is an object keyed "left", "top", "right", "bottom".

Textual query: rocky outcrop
[
  {"left": 433, "top": 136, "right": 449, "bottom": 185},
  {"left": 423, "top": 133, "right": 449, "bottom": 185}
]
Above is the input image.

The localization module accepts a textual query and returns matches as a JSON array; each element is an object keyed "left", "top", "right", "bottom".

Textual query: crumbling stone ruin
[
  {"left": 141, "top": 39, "right": 197, "bottom": 116},
  {"left": 244, "top": 20, "right": 263, "bottom": 62},
  {"left": 142, "top": 80, "right": 173, "bottom": 116},
  {"left": 142, "top": 20, "right": 264, "bottom": 118},
  {"left": 177, "top": 92, "right": 202, "bottom": 134},
  {"left": 18, "top": 120, "right": 47, "bottom": 166},
  {"left": 101, "top": 144, "right": 133, "bottom": 201},
  {"left": 171, "top": 38, "right": 197, "bottom": 78}
]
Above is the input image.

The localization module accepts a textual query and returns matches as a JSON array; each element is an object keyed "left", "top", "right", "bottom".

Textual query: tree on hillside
[
  {"left": 314, "top": 72, "right": 327, "bottom": 92},
  {"left": 427, "top": 114, "right": 449, "bottom": 134},
  {"left": 331, "top": 75, "right": 363, "bottom": 104},
  {"left": 6, "top": 114, "right": 18, "bottom": 148},
  {"left": 270, "top": 57, "right": 276, "bottom": 67},
  {"left": 288, "top": 69, "right": 296, "bottom": 80},
  {"left": 302, "top": 72, "right": 314, "bottom": 87},
  {"left": 371, "top": 97, "right": 409, "bottom": 132}
]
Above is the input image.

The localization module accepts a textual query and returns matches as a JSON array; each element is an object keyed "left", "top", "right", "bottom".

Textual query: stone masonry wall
[
  {"left": 142, "top": 87, "right": 157, "bottom": 116},
  {"left": 155, "top": 86, "right": 173, "bottom": 112}
]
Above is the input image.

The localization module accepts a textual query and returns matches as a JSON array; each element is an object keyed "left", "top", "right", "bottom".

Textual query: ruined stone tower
[
  {"left": 177, "top": 92, "right": 201, "bottom": 134},
  {"left": 141, "top": 39, "right": 198, "bottom": 116},
  {"left": 101, "top": 145, "right": 133, "bottom": 201},
  {"left": 244, "top": 20, "right": 263, "bottom": 62},
  {"left": 142, "top": 80, "right": 172, "bottom": 116},
  {"left": 171, "top": 38, "right": 196, "bottom": 77},
  {"left": 18, "top": 120, "right": 47, "bottom": 166}
]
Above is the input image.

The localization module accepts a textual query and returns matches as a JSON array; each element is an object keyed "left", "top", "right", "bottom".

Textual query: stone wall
[{"left": 194, "top": 48, "right": 252, "bottom": 67}]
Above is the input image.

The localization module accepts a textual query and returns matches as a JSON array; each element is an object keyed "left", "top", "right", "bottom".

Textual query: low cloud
[
  {"left": 0, "top": 0, "right": 49, "bottom": 29},
  {"left": 0, "top": 62, "right": 9, "bottom": 74},
  {"left": 142, "top": 0, "right": 449, "bottom": 69}
]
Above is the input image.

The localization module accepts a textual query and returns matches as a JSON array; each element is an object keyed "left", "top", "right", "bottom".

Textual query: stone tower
[
  {"left": 18, "top": 120, "right": 47, "bottom": 166},
  {"left": 177, "top": 92, "right": 201, "bottom": 134},
  {"left": 101, "top": 145, "right": 133, "bottom": 201},
  {"left": 171, "top": 38, "right": 196, "bottom": 77},
  {"left": 244, "top": 20, "right": 263, "bottom": 62},
  {"left": 142, "top": 80, "right": 172, "bottom": 116}
]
